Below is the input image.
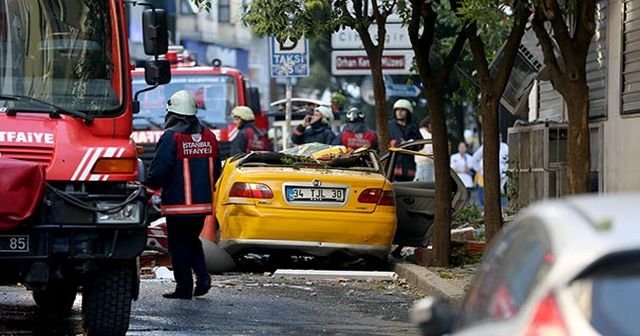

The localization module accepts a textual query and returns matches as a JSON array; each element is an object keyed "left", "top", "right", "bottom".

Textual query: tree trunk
[
  {"left": 425, "top": 89, "right": 451, "bottom": 267},
  {"left": 372, "top": 71, "right": 390, "bottom": 152},
  {"left": 482, "top": 96, "right": 503, "bottom": 244},
  {"left": 368, "top": 53, "right": 390, "bottom": 152},
  {"left": 565, "top": 85, "right": 591, "bottom": 194}
]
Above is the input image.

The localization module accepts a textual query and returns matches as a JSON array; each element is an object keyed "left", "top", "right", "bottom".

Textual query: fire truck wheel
[
  {"left": 82, "top": 261, "right": 135, "bottom": 336},
  {"left": 33, "top": 282, "right": 78, "bottom": 318}
]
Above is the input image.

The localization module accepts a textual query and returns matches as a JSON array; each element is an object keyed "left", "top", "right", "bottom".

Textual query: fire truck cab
[
  {"left": 0, "top": 1, "right": 170, "bottom": 335},
  {"left": 131, "top": 47, "right": 265, "bottom": 166}
]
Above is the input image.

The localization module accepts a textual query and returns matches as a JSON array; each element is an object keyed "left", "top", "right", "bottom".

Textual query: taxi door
[{"left": 381, "top": 139, "right": 468, "bottom": 247}]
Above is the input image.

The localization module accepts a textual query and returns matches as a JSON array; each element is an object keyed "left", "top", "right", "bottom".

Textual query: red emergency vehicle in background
[
  {"left": 0, "top": 2, "right": 170, "bottom": 335},
  {"left": 131, "top": 46, "right": 266, "bottom": 165}
]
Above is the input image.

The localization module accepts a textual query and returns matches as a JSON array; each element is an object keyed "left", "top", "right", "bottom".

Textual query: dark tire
[
  {"left": 82, "top": 262, "right": 136, "bottom": 336},
  {"left": 33, "top": 282, "right": 78, "bottom": 318}
]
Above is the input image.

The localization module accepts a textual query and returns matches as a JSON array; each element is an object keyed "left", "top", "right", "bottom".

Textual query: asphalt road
[{"left": 0, "top": 273, "right": 423, "bottom": 336}]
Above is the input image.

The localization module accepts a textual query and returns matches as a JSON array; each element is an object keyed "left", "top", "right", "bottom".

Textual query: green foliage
[{"left": 454, "top": 202, "right": 484, "bottom": 227}]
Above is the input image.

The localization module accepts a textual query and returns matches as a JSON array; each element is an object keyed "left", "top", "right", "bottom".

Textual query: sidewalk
[{"left": 392, "top": 258, "right": 475, "bottom": 306}]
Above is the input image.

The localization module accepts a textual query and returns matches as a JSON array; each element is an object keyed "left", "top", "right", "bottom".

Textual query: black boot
[
  {"left": 193, "top": 277, "right": 211, "bottom": 297},
  {"left": 163, "top": 288, "right": 192, "bottom": 300}
]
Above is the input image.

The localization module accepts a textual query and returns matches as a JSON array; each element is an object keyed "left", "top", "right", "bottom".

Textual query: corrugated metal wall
[
  {"left": 588, "top": 0, "right": 608, "bottom": 118},
  {"left": 622, "top": 0, "right": 640, "bottom": 114},
  {"left": 536, "top": 0, "right": 608, "bottom": 121}
]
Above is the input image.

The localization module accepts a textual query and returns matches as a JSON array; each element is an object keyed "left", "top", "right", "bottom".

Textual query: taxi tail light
[
  {"left": 358, "top": 189, "right": 395, "bottom": 206},
  {"left": 91, "top": 158, "right": 136, "bottom": 174},
  {"left": 524, "top": 293, "right": 568, "bottom": 336},
  {"left": 378, "top": 190, "right": 395, "bottom": 206},
  {"left": 229, "top": 182, "right": 273, "bottom": 199}
]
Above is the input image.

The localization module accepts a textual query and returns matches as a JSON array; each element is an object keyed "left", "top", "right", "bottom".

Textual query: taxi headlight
[{"left": 96, "top": 202, "right": 142, "bottom": 224}]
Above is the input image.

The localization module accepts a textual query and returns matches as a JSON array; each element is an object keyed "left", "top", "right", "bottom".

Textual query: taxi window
[
  {"left": 570, "top": 252, "right": 640, "bottom": 336},
  {"left": 457, "top": 218, "right": 553, "bottom": 328}
]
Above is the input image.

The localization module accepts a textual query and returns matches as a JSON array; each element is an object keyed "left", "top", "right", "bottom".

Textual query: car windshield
[
  {"left": 570, "top": 252, "right": 640, "bottom": 336},
  {"left": 0, "top": 0, "right": 121, "bottom": 115},
  {"left": 132, "top": 74, "right": 237, "bottom": 129}
]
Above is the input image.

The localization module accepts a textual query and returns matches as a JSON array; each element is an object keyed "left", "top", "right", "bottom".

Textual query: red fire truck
[
  {"left": 0, "top": 2, "right": 169, "bottom": 335},
  {"left": 131, "top": 47, "right": 266, "bottom": 165}
]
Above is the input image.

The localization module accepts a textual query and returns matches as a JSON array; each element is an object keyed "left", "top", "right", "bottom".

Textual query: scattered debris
[
  {"left": 272, "top": 269, "right": 398, "bottom": 281},
  {"left": 154, "top": 266, "right": 174, "bottom": 281}
]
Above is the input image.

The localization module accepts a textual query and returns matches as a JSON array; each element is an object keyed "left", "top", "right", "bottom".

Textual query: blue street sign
[
  {"left": 385, "top": 83, "right": 421, "bottom": 97},
  {"left": 270, "top": 37, "right": 310, "bottom": 78}
]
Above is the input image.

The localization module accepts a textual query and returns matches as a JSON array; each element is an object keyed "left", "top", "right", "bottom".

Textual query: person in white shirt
[
  {"left": 450, "top": 142, "right": 474, "bottom": 195},
  {"left": 414, "top": 117, "right": 434, "bottom": 182},
  {"left": 471, "top": 139, "right": 509, "bottom": 207}
]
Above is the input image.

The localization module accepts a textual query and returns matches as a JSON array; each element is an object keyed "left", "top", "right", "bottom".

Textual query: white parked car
[{"left": 413, "top": 193, "right": 640, "bottom": 336}]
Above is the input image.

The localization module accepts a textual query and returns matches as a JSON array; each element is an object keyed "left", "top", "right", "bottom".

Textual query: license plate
[
  {"left": 0, "top": 235, "right": 29, "bottom": 252},
  {"left": 286, "top": 187, "right": 346, "bottom": 202}
]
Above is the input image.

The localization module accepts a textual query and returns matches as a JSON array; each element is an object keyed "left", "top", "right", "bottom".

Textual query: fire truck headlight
[{"left": 96, "top": 202, "right": 142, "bottom": 224}]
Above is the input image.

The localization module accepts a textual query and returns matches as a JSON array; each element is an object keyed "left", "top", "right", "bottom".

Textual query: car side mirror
[
  {"left": 142, "top": 8, "right": 168, "bottom": 56},
  {"left": 410, "top": 297, "right": 456, "bottom": 336},
  {"left": 144, "top": 60, "right": 171, "bottom": 85}
]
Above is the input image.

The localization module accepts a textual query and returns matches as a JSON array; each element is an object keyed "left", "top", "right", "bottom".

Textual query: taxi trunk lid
[
  {"left": 233, "top": 167, "right": 388, "bottom": 213},
  {"left": 225, "top": 151, "right": 390, "bottom": 213}
]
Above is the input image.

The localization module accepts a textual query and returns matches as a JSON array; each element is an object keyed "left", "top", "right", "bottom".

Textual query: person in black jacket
[
  {"left": 388, "top": 99, "right": 422, "bottom": 182},
  {"left": 291, "top": 106, "right": 336, "bottom": 145},
  {"left": 229, "top": 106, "right": 270, "bottom": 154},
  {"left": 147, "top": 90, "right": 222, "bottom": 299}
]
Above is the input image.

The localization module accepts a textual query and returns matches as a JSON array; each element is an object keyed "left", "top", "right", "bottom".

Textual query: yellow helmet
[
  {"left": 393, "top": 99, "right": 414, "bottom": 113},
  {"left": 166, "top": 90, "right": 196, "bottom": 116},
  {"left": 231, "top": 106, "right": 255, "bottom": 121}
]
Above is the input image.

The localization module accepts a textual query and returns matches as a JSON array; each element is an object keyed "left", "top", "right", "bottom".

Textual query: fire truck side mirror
[
  {"left": 142, "top": 8, "right": 169, "bottom": 56},
  {"left": 145, "top": 60, "right": 171, "bottom": 86},
  {"left": 249, "top": 87, "right": 261, "bottom": 115}
]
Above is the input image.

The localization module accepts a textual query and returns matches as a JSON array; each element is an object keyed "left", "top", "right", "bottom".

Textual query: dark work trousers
[{"left": 166, "top": 215, "right": 209, "bottom": 293}]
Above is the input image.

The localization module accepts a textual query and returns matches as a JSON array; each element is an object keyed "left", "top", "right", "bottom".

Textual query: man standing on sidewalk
[{"left": 147, "top": 90, "right": 222, "bottom": 299}]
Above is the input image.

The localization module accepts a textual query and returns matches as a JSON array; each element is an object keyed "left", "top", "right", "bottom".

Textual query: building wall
[
  {"left": 601, "top": 0, "right": 640, "bottom": 192},
  {"left": 525, "top": 0, "right": 640, "bottom": 193}
]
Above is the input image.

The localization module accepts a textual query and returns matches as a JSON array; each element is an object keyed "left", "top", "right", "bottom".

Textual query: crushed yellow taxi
[{"left": 213, "top": 140, "right": 468, "bottom": 265}]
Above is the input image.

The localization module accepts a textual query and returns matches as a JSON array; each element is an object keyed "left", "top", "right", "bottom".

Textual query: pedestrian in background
[
  {"left": 471, "top": 136, "right": 509, "bottom": 208},
  {"left": 333, "top": 107, "right": 378, "bottom": 151},
  {"left": 414, "top": 117, "right": 433, "bottom": 182},
  {"left": 147, "top": 90, "right": 221, "bottom": 299},
  {"left": 229, "top": 106, "right": 271, "bottom": 155},
  {"left": 450, "top": 141, "right": 474, "bottom": 196},
  {"left": 291, "top": 106, "right": 336, "bottom": 145},
  {"left": 389, "top": 99, "right": 422, "bottom": 181}
]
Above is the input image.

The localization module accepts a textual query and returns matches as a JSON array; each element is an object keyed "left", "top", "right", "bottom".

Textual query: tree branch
[
  {"left": 575, "top": 0, "right": 597, "bottom": 52},
  {"left": 542, "top": 0, "right": 575, "bottom": 67},
  {"left": 531, "top": 10, "right": 563, "bottom": 80},
  {"left": 466, "top": 23, "right": 490, "bottom": 83},
  {"left": 338, "top": 0, "right": 356, "bottom": 25},
  {"left": 437, "top": 28, "right": 467, "bottom": 88},
  {"left": 493, "top": 1, "right": 530, "bottom": 92},
  {"left": 382, "top": 0, "right": 397, "bottom": 18}
]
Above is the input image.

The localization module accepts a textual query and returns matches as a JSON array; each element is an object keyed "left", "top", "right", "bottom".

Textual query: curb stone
[{"left": 392, "top": 260, "right": 466, "bottom": 306}]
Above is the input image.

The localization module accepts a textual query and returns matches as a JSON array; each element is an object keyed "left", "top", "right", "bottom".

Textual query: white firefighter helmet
[
  {"left": 315, "top": 106, "right": 333, "bottom": 124},
  {"left": 231, "top": 106, "right": 255, "bottom": 121},
  {"left": 166, "top": 90, "right": 196, "bottom": 116},
  {"left": 393, "top": 99, "right": 414, "bottom": 114},
  {"left": 346, "top": 107, "right": 365, "bottom": 122}
]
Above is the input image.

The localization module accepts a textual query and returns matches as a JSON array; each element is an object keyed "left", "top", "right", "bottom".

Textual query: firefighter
[
  {"left": 229, "top": 106, "right": 271, "bottom": 154},
  {"left": 291, "top": 106, "right": 336, "bottom": 145},
  {"left": 389, "top": 99, "right": 422, "bottom": 181},
  {"left": 146, "top": 90, "right": 221, "bottom": 299},
  {"left": 333, "top": 107, "right": 378, "bottom": 151}
]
